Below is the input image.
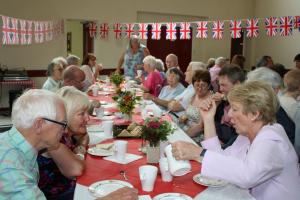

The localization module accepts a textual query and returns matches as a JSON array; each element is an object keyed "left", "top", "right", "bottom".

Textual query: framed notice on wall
[{"left": 67, "top": 32, "right": 72, "bottom": 52}]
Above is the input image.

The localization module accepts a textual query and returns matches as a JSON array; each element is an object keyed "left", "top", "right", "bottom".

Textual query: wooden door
[
  {"left": 147, "top": 25, "right": 192, "bottom": 72},
  {"left": 83, "top": 22, "right": 94, "bottom": 59},
  {"left": 230, "top": 30, "right": 244, "bottom": 61}
]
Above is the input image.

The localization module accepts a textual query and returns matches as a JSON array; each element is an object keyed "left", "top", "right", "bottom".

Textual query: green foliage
[
  {"left": 142, "top": 117, "right": 175, "bottom": 147},
  {"left": 110, "top": 73, "right": 124, "bottom": 87},
  {"left": 112, "top": 90, "right": 141, "bottom": 114}
]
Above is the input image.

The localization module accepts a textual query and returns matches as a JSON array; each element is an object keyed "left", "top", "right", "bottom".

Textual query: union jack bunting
[
  {"left": 99, "top": 23, "right": 109, "bottom": 38},
  {"left": 45, "top": 21, "right": 54, "bottom": 42},
  {"left": 151, "top": 23, "right": 162, "bottom": 40},
  {"left": 179, "top": 22, "right": 191, "bottom": 40},
  {"left": 113, "top": 23, "right": 122, "bottom": 39},
  {"left": 2, "top": 16, "right": 19, "bottom": 45},
  {"left": 19, "top": 20, "right": 33, "bottom": 45},
  {"left": 265, "top": 17, "right": 278, "bottom": 37},
  {"left": 60, "top": 20, "right": 64, "bottom": 34},
  {"left": 294, "top": 16, "right": 300, "bottom": 30},
  {"left": 34, "top": 21, "right": 45, "bottom": 43},
  {"left": 53, "top": 20, "right": 61, "bottom": 38},
  {"left": 230, "top": 20, "right": 242, "bottom": 38},
  {"left": 279, "top": 16, "right": 293, "bottom": 36},
  {"left": 196, "top": 21, "right": 208, "bottom": 38},
  {"left": 137, "top": 23, "right": 149, "bottom": 40},
  {"left": 124, "top": 23, "right": 135, "bottom": 38},
  {"left": 165, "top": 23, "right": 177, "bottom": 40},
  {"left": 246, "top": 18, "right": 259, "bottom": 38},
  {"left": 212, "top": 21, "right": 224, "bottom": 39},
  {"left": 88, "top": 22, "right": 97, "bottom": 38}
]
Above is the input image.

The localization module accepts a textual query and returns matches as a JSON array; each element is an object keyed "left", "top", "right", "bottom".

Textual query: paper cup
[
  {"left": 114, "top": 140, "right": 128, "bottom": 162},
  {"left": 139, "top": 165, "right": 158, "bottom": 192},
  {"left": 165, "top": 144, "right": 191, "bottom": 176},
  {"left": 159, "top": 157, "right": 173, "bottom": 182},
  {"left": 137, "top": 70, "right": 143, "bottom": 77},
  {"left": 102, "top": 120, "right": 113, "bottom": 138},
  {"left": 92, "top": 86, "right": 99, "bottom": 96},
  {"left": 95, "top": 107, "right": 104, "bottom": 118}
]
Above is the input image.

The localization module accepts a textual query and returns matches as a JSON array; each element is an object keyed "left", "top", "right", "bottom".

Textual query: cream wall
[
  {"left": 66, "top": 20, "right": 83, "bottom": 61},
  {"left": 253, "top": 0, "right": 300, "bottom": 68}
]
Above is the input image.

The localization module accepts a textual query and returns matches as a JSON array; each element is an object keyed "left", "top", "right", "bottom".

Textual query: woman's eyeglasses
[{"left": 43, "top": 118, "right": 68, "bottom": 130}]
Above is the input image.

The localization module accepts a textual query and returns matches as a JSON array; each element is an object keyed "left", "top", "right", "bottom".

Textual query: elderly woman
[
  {"left": 179, "top": 70, "right": 212, "bottom": 143},
  {"left": 81, "top": 53, "right": 102, "bottom": 91},
  {"left": 37, "top": 86, "right": 89, "bottom": 200},
  {"left": 42, "top": 62, "right": 64, "bottom": 92},
  {"left": 143, "top": 67, "right": 185, "bottom": 108},
  {"left": 139, "top": 55, "right": 164, "bottom": 97},
  {"left": 116, "top": 35, "right": 150, "bottom": 79},
  {"left": 172, "top": 81, "right": 300, "bottom": 200}
]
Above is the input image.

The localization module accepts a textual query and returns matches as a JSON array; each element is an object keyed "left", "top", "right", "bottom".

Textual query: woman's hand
[
  {"left": 199, "top": 98, "right": 217, "bottom": 121},
  {"left": 171, "top": 141, "right": 203, "bottom": 161},
  {"left": 179, "top": 115, "right": 188, "bottom": 124},
  {"left": 143, "top": 93, "right": 153, "bottom": 100},
  {"left": 97, "top": 187, "right": 138, "bottom": 200}
]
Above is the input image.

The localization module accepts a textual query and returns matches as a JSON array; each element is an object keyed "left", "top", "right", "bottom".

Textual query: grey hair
[
  {"left": 166, "top": 67, "right": 181, "bottom": 82},
  {"left": 66, "top": 54, "right": 80, "bottom": 66},
  {"left": 215, "top": 57, "right": 226, "bottom": 66},
  {"left": 143, "top": 55, "right": 157, "bottom": 69},
  {"left": 247, "top": 67, "right": 283, "bottom": 90},
  {"left": 155, "top": 59, "right": 165, "bottom": 72},
  {"left": 189, "top": 61, "right": 207, "bottom": 72},
  {"left": 56, "top": 86, "right": 90, "bottom": 121},
  {"left": 52, "top": 56, "right": 68, "bottom": 68},
  {"left": 12, "top": 89, "right": 64, "bottom": 129},
  {"left": 46, "top": 62, "right": 62, "bottom": 77}
]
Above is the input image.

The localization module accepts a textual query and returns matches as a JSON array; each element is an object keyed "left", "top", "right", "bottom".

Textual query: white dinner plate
[
  {"left": 88, "top": 180, "right": 133, "bottom": 197},
  {"left": 86, "top": 124, "right": 103, "bottom": 132},
  {"left": 153, "top": 193, "right": 193, "bottom": 200},
  {"left": 100, "top": 115, "right": 115, "bottom": 121},
  {"left": 87, "top": 146, "right": 114, "bottom": 157},
  {"left": 100, "top": 101, "right": 108, "bottom": 105},
  {"left": 193, "top": 174, "right": 227, "bottom": 187}
]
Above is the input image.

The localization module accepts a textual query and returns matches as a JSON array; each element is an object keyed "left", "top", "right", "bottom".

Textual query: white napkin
[
  {"left": 194, "top": 184, "right": 255, "bottom": 200},
  {"left": 74, "top": 184, "right": 152, "bottom": 200},
  {"left": 103, "top": 153, "right": 143, "bottom": 164}
]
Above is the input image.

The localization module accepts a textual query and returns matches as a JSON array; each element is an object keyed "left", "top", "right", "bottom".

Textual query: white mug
[
  {"left": 159, "top": 157, "right": 173, "bottom": 182},
  {"left": 165, "top": 144, "right": 191, "bottom": 176},
  {"left": 102, "top": 120, "right": 114, "bottom": 138},
  {"left": 95, "top": 107, "right": 104, "bottom": 118},
  {"left": 137, "top": 70, "right": 143, "bottom": 77},
  {"left": 114, "top": 140, "right": 128, "bottom": 162},
  {"left": 92, "top": 86, "right": 99, "bottom": 96},
  {"left": 139, "top": 165, "right": 158, "bottom": 192}
]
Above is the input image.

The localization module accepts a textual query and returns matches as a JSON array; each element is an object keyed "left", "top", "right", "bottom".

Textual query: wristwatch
[{"left": 199, "top": 149, "right": 207, "bottom": 162}]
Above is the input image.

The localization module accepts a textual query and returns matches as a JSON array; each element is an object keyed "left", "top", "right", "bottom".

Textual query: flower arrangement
[
  {"left": 142, "top": 117, "right": 175, "bottom": 147},
  {"left": 109, "top": 72, "right": 124, "bottom": 87},
  {"left": 112, "top": 90, "right": 141, "bottom": 116}
]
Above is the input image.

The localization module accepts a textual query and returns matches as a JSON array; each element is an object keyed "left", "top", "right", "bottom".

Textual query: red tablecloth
[{"left": 77, "top": 139, "right": 207, "bottom": 198}]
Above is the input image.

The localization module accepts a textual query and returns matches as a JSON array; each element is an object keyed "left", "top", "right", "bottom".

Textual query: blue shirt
[
  {"left": 0, "top": 127, "right": 46, "bottom": 200},
  {"left": 158, "top": 83, "right": 185, "bottom": 101},
  {"left": 123, "top": 44, "right": 146, "bottom": 79}
]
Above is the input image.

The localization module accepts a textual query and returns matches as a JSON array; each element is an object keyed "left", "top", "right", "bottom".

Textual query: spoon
[{"left": 120, "top": 170, "right": 128, "bottom": 180}]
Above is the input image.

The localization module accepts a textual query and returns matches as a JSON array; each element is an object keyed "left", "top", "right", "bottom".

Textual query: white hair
[
  {"left": 56, "top": 86, "right": 90, "bottom": 121},
  {"left": 143, "top": 55, "right": 157, "bottom": 69},
  {"left": 155, "top": 59, "right": 165, "bottom": 72},
  {"left": 189, "top": 61, "right": 207, "bottom": 72},
  {"left": 12, "top": 89, "right": 64, "bottom": 129},
  {"left": 52, "top": 56, "right": 67, "bottom": 67},
  {"left": 247, "top": 67, "right": 283, "bottom": 90},
  {"left": 66, "top": 54, "right": 80, "bottom": 66},
  {"left": 215, "top": 57, "right": 226, "bottom": 65}
]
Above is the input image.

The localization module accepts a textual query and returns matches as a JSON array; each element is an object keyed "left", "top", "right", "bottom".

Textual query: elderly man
[
  {"left": 0, "top": 89, "right": 138, "bottom": 200},
  {"left": 256, "top": 55, "right": 274, "bottom": 68},
  {"left": 165, "top": 54, "right": 187, "bottom": 86},
  {"left": 63, "top": 65, "right": 86, "bottom": 91},
  {"left": 66, "top": 54, "right": 80, "bottom": 66}
]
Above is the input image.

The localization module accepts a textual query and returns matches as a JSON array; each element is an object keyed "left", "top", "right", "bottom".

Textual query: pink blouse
[{"left": 143, "top": 71, "right": 164, "bottom": 97}]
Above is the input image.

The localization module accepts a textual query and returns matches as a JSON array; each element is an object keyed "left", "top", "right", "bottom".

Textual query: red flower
[
  {"left": 148, "top": 121, "right": 161, "bottom": 129},
  {"left": 123, "top": 95, "right": 132, "bottom": 102}
]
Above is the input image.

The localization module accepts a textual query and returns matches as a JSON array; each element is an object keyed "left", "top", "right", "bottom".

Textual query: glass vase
[{"left": 146, "top": 145, "right": 160, "bottom": 164}]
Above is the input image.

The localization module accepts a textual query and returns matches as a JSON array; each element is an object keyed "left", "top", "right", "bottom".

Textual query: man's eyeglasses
[{"left": 43, "top": 118, "right": 68, "bottom": 130}]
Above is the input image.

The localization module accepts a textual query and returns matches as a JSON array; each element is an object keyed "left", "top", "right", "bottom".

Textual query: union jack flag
[
  {"left": 212, "top": 21, "right": 224, "bottom": 39},
  {"left": 265, "top": 17, "right": 278, "bottom": 37},
  {"left": 151, "top": 23, "right": 162, "bottom": 40},
  {"left": 53, "top": 20, "right": 61, "bottom": 38},
  {"left": 230, "top": 20, "right": 242, "bottom": 38},
  {"left": 279, "top": 16, "right": 293, "bottom": 36},
  {"left": 88, "top": 22, "right": 97, "bottom": 38},
  {"left": 124, "top": 23, "right": 134, "bottom": 38},
  {"left": 166, "top": 23, "right": 177, "bottom": 40},
  {"left": 113, "top": 23, "right": 122, "bottom": 39},
  {"left": 2, "top": 16, "right": 19, "bottom": 45},
  {"left": 294, "top": 16, "right": 300, "bottom": 30},
  {"left": 45, "top": 21, "right": 53, "bottom": 42},
  {"left": 19, "top": 20, "right": 33, "bottom": 45},
  {"left": 34, "top": 21, "right": 45, "bottom": 43},
  {"left": 60, "top": 20, "right": 64, "bottom": 34},
  {"left": 179, "top": 22, "right": 191, "bottom": 40},
  {"left": 246, "top": 18, "right": 259, "bottom": 38},
  {"left": 137, "top": 23, "right": 149, "bottom": 40},
  {"left": 196, "top": 21, "right": 208, "bottom": 39},
  {"left": 99, "top": 23, "right": 109, "bottom": 38}
]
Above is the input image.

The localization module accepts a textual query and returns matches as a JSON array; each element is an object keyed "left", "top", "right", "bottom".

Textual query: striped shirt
[{"left": 0, "top": 127, "right": 46, "bottom": 199}]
